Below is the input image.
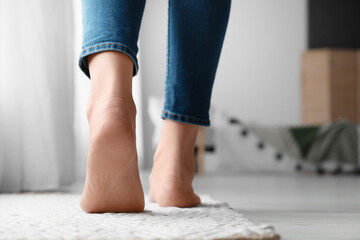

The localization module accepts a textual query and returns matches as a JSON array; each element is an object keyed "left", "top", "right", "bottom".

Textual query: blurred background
[
  {"left": 2, "top": 1, "right": 360, "bottom": 238},
  {"left": 0, "top": 0, "right": 359, "bottom": 190}
]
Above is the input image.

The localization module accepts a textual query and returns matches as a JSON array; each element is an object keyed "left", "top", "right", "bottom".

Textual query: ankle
[
  {"left": 86, "top": 97, "right": 136, "bottom": 131},
  {"left": 153, "top": 146, "right": 194, "bottom": 168},
  {"left": 154, "top": 120, "right": 199, "bottom": 163},
  {"left": 86, "top": 95, "right": 135, "bottom": 116}
]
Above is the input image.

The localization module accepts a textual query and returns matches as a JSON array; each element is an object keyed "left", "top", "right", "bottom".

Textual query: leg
[
  {"left": 79, "top": 0, "right": 145, "bottom": 213},
  {"left": 81, "top": 51, "right": 144, "bottom": 213},
  {"left": 150, "top": 0, "right": 231, "bottom": 207},
  {"left": 150, "top": 120, "right": 200, "bottom": 207}
]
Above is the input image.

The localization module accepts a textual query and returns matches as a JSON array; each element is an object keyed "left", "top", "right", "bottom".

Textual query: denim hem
[
  {"left": 78, "top": 42, "right": 139, "bottom": 79},
  {"left": 161, "top": 110, "right": 210, "bottom": 126}
]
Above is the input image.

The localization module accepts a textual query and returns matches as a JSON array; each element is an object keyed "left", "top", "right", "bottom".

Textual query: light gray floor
[
  {"left": 68, "top": 172, "right": 360, "bottom": 240},
  {"left": 142, "top": 172, "right": 360, "bottom": 240}
]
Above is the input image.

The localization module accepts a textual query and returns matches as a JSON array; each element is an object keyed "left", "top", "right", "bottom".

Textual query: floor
[{"left": 67, "top": 172, "right": 360, "bottom": 240}]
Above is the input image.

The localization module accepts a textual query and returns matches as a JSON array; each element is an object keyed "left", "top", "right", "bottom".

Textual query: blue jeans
[{"left": 79, "top": 0, "right": 231, "bottom": 126}]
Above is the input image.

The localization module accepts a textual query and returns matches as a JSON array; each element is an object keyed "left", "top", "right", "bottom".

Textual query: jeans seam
[
  {"left": 79, "top": 42, "right": 139, "bottom": 78},
  {"left": 162, "top": 109, "right": 210, "bottom": 126},
  {"left": 81, "top": 42, "right": 137, "bottom": 58},
  {"left": 164, "top": 0, "right": 172, "bottom": 106}
]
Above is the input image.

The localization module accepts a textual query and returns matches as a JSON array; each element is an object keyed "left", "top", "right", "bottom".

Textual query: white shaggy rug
[{"left": 0, "top": 194, "right": 280, "bottom": 240}]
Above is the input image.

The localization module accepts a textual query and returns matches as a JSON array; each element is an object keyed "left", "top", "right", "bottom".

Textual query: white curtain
[{"left": 0, "top": 0, "right": 75, "bottom": 192}]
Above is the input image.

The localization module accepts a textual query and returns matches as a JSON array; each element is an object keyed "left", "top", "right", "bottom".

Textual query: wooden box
[
  {"left": 301, "top": 49, "right": 356, "bottom": 124},
  {"left": 356, "top": 50, "right": 360, "bottom": 123}
]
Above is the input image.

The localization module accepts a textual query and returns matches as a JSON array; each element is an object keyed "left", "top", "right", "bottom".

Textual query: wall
[
  {"left": 139, "top": 0, "right": 307, "bottom": 168},
  {"left": 139, "top": 1, "right": 168, "bottom": 169}
]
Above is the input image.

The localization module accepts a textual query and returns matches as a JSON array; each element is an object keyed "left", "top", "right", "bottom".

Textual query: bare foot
[
  {"left": 149, "top": 120, "right": 201, "bottom": 208},
  {"left": 80, "top": 52, "right": 144, "bottom": 213}
]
